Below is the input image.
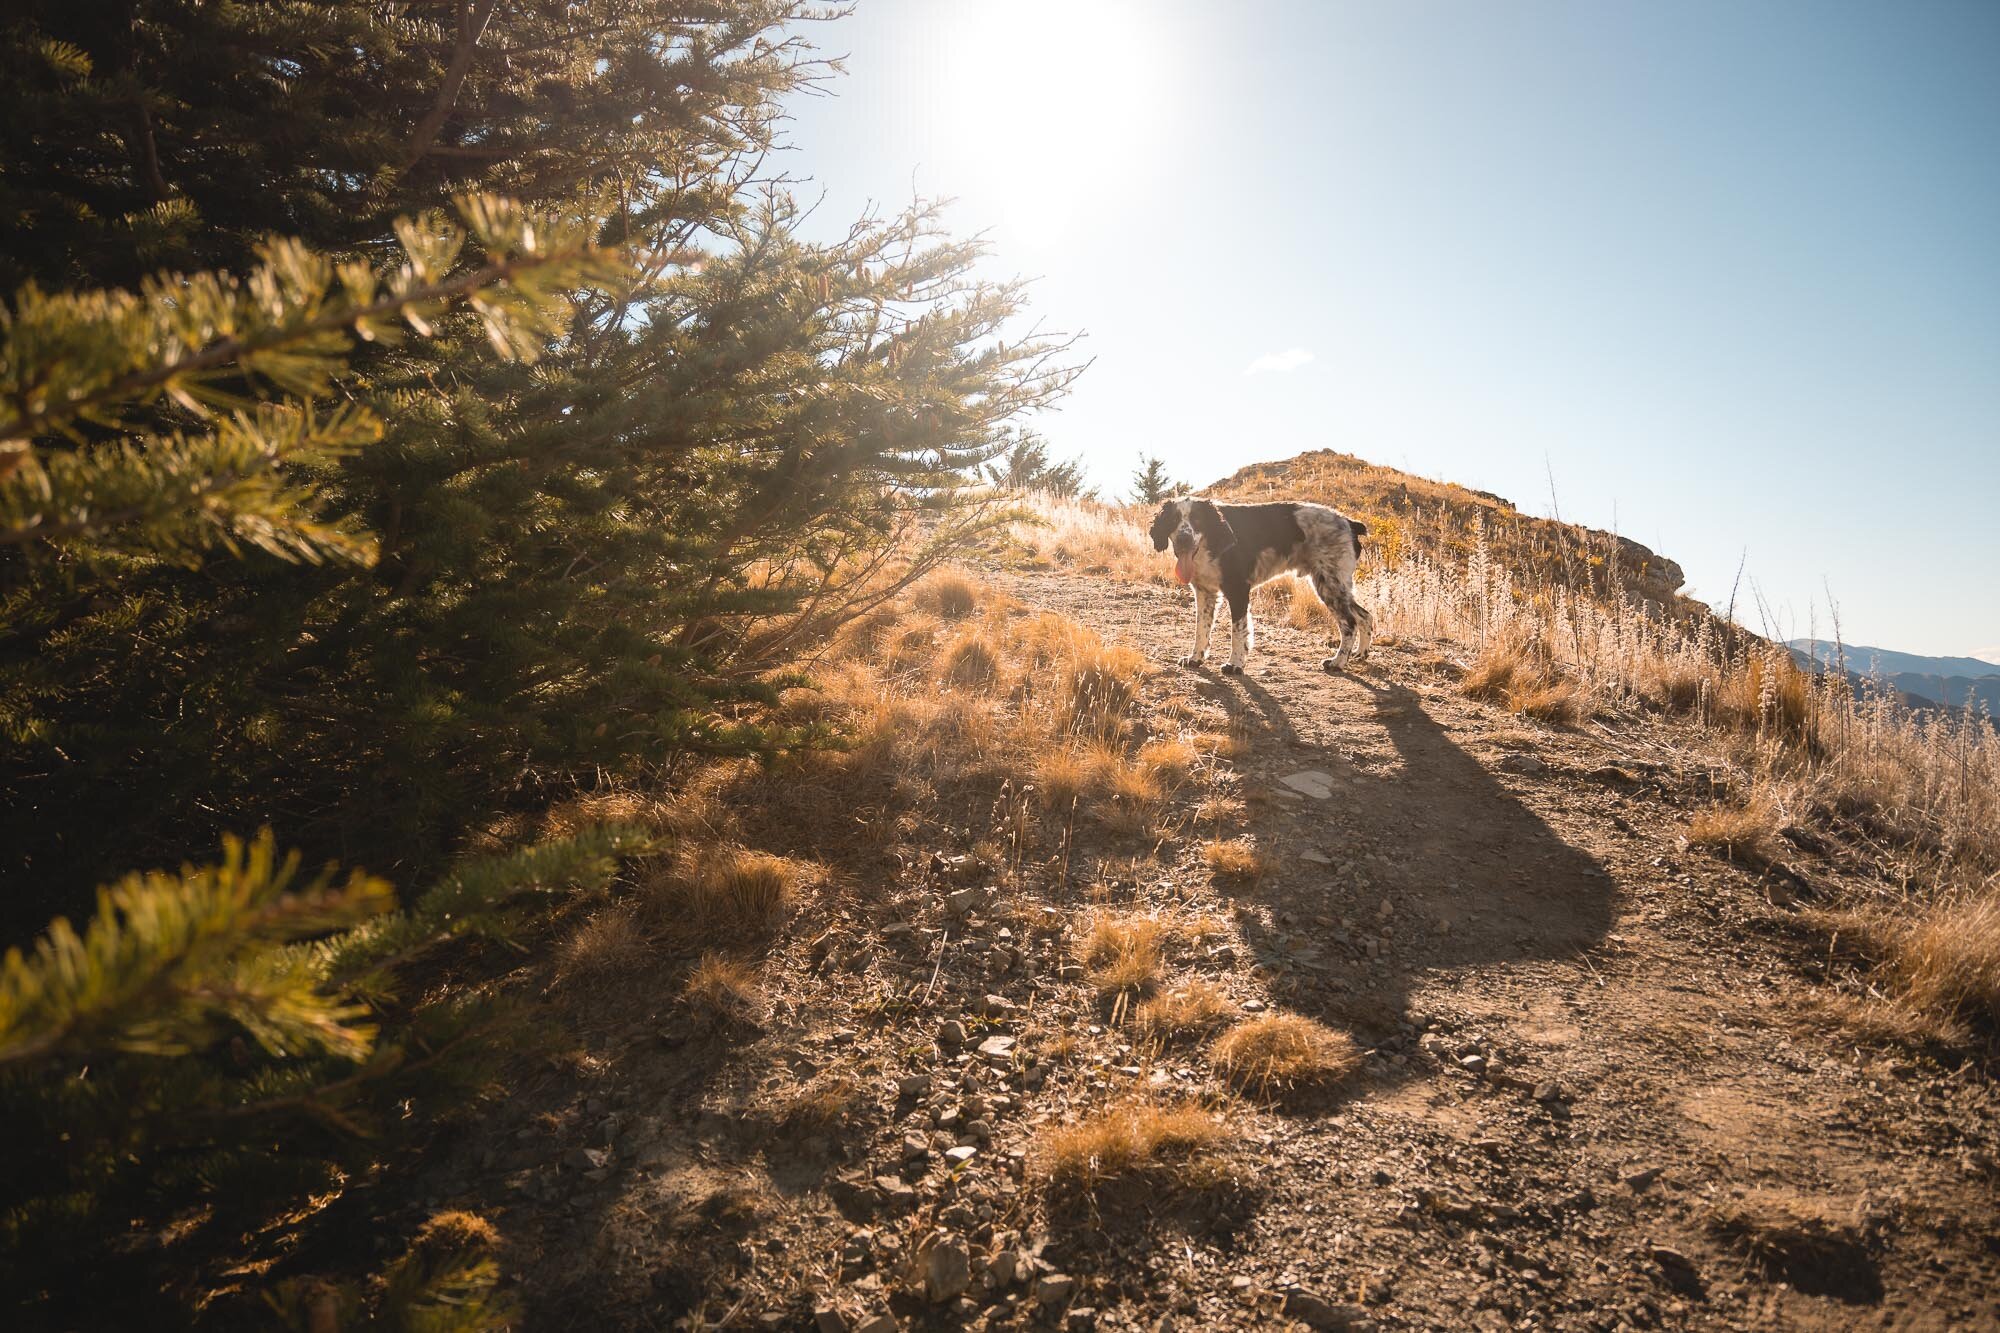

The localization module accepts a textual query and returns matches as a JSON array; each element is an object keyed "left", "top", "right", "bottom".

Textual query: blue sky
[{"left": 783, "top": 1, "right": 2000, "bottom": 659}]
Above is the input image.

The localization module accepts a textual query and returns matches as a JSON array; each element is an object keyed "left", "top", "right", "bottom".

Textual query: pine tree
[
  {"left": 0, "top": 2, "right": 1079, "bottom": 919},
  {"left": 1130, "top": 453, "right": 1183, "bottom": 505},
  {"left": 0, "top": 2, "right": 1078, "bottom": 1323},
  {"left": 985, "top": 433, "right": 1096, "bottom": 498}
]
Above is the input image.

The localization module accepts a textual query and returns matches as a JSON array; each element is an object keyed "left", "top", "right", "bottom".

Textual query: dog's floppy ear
[
  {"left": 1148, "top": 500, "right": 1179, "bottom": 552},
  {"left": 1188, "top": 498, "right": 1237, "bottom": 553}
]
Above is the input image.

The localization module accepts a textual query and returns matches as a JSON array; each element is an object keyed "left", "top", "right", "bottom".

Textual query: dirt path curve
[{"left": 1001, "top": 569, "right": 1998, "bottom": 1332}]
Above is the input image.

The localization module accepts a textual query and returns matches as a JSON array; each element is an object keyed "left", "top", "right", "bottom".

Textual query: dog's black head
[
  {"left": 1147, "top": 500, "right": 1183, "bottom": 553},
  {"left": 1187, "top": 497, "right": 1236, "bottom": 554}
]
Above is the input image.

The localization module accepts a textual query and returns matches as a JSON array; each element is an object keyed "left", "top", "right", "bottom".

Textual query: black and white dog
[{"left": 1147, "top": 497, "right": 1375, "bottom": 675}]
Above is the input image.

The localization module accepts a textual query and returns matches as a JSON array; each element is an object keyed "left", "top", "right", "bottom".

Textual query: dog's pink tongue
[{"left": 1173, "top": 554, "right": 1193, "bottom": 585}]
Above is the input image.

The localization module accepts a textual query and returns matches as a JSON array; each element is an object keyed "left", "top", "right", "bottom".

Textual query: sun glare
[{"left": 927, "top": 0, "right": 1169, "bottom": 245}]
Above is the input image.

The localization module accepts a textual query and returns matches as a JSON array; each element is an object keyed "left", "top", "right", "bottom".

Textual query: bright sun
[{"left": 925, "top": 0, "right": 1170, "bottom": 246}]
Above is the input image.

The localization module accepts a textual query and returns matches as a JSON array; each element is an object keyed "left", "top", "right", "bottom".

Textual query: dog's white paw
[
  {"left": 1177, "top": 653, "right": 1206, "bottom": 668},
  {"left": 1220, "top": 662, "right": 1244, "bottom": 676},
  {"left": 1321, "top": 656, "right": 1345, "bottom": 674}
]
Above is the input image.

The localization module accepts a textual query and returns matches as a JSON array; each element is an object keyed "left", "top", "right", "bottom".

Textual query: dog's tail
[{"left": 1349, "top": 518, "right": 1367, "bottom": 559}]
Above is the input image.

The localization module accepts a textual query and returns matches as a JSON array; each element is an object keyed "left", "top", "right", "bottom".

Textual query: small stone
[
  {"left": 922, "top": 1236, "right": 973, "bottom": 1302},
  {"left": 1280, "top": 770, "right": 1337, "bottom": 799},
  {"left": 1283, "top": 1287, "right": 1370, "bottom": 1330},
  {"left": 901, "top": 1133, "right": 930, "bottom": 1160},
  {"left": 946, "top": 887, "right": 982, "bottom": 916},
  {"left": 1242, "top": 998, "right": 1268, "bottom": 1013},
  {"left": 979, "top": 994, "right": 1017, "bottom": 1016},
  {"left": 1066, "top": 1308, "right": 1098, "bottom": 1332},
  {"left": 976, "top": 1034, "right": 1017, "bottom": 1058},
  {"left": 756, "top": 1314, "right": 787, "bottom": 1331},
  {"left": 1622, "top": 1165, "right": 1664, "bottom": 1191},
  {"left": 874, "top": 1175, "right": 917, "bottom": 1207},
  {"left": 1498, "top": 752, "right": 1547, "bottom": 775},
  {"left": 1230, "top": 1275, "right": 1257, "bottom": 1304},
  {"left": 1458, "top": 1054, "right": 1488, "bottom": 1074},
  {"left": 854, "top": 1319, "right": 896, "bottom": 1333},
  {"left": 564, "top": 1147, "right": 609, "bottom": 1171},
  {"left": 1301, "top": 848, "right": 1333, "bottom": 865},
  {"left": 1036, "top": 1273, "right": 1077, "bottom": 1306},
  {"left": 987, "top": 1249, "right": 1022, "bottom": 1288},
  {"left": 1533, "top": 1081, "right": 1562, "bottom": 1103},
  {"left": 944, "top": 1145, "right": 978, "bottom": 1166},
  {"left": 814, "top": 1308, "right": 850, "bottom": 1333},
  {"left": 938, "top": 1020, "right": 967, "bottom": 1046}
]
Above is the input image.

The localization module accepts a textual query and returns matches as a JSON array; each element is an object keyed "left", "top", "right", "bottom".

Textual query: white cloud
[{"left": 1243, "top": 346, "right": 1315, "bottom": 376}]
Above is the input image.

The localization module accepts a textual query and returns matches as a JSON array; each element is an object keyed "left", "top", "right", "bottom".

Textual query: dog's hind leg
[
  {"left": 1352, "top": 600, "right": 1376, "bottom": 660},
  {"left": 1181, "top": 588, "right": 1216, "bottom": 666},
  {"left": 1312, "top": 569, "right": 1362, "bottom": 672}
]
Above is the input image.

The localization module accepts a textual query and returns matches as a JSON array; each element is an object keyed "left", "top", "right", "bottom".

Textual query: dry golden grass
[
  {"left": 1034, "top": 1099, "right": 1233, "bottom": 1193},
  {"left": 1136, "top": 980, "right": 1237, "bottom": 1042},
  {"left": 682, "top": 952, "right": 762, "bottom": 1026},
  {"left": 912, "top": 567, "right": 981, "bottom": 619},
  {"left": 1006, "top": 493, "right": 1169, "bottom": 584},
  {"left": 1137, "top": 737, "right": 1199, "bottom": 781},
  {"left": 1079, "top": 913, "right": 1166, "bottom": 994},
  {"left": 1871, "top": 895, "right": 2000, "bottom": 1033},
  {"left": 779, "top": 1075, "right": 862, "bottom": 1132},
  {"left": 1705, "top": 1190, "right": 1876, "bottom": 1299},
  {"left": 1189, "top": 730, "right": 1249, "bottom": 762},
  {"left": 1685, "top": 798, "right": 1782, "bottom": 867},
  {"left": 1460, "top": 634, "right": 1585, "bottom": 725},
  {"left": 554, "top": 905, "right": 647, "bottom": 980},
  {"left": 1203, "top": 837, "right": 1272, "bottom": 881},
  {"left": 649, "top": 846, "right": 810, "bottom": 930},
  {"left": 1211, "top": 1013, "right": 1362, "bottom": 1096},
  {"left": 936, "top": 625, "right": 1004, "bottom": 692}
]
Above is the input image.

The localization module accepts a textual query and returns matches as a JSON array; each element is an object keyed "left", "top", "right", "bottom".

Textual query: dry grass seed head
[{"left": 1211, "top": 1013, "right": 1362, "bottom": 1096}]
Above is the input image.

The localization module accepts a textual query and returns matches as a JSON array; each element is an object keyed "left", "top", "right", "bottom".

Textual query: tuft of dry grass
[
  {"left": 912, "top": 567, "right": 981, "bottom": 619},
  {"left": 1211, "top": 1013, "right": 1362, "bottom": 1097},
  {"left": 1203, "top": 837, "right": 1272, "bottom": 881},
  {"left": 682, "top": 951, "right": 762, "bottom": 1027},
  {"left": 1189, "top": 730, "right": 1249, "bottom": 762},
  {"left": 779, "top": 1075, "right": 862, "bottom": 1133},
  {"left": 1078, "top": 913, "right": 1166, "bottom": 994},
  {"left": 667, "top": 847, "right": 809, "bottom": 926},
  {"left": 1685, "top": 797, "right": 1782, "bottom": 867},
  {"left": 1705, "top": 1190, "right": 1879, "bottom": 1301},
  {"left": 1034, "top": 1099, "right": 1234, "bottom": 1193},
  {"left": 1136, "top": 980, "right": 1237, "bottom": 1042},
  {"left": 1137, "top": 737, "right": 1199, "bottom": 781},
  {"left": 1461, "top": 634, "right": 1584, "bottom": 725},
  {"left": 936, "top": 626, "right": 1004, "bottom": 692},
  {"left": 555, "top": 905, "right": 647, "bottom": 981},
  {"left": 1870, "top": 895, "right": 2000, "bottom": 1033}
]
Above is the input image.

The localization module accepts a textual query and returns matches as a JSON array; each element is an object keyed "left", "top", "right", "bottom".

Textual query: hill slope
[
  {"left": 302, "top": 559, "right": 1997, "bottom": 1330},
  {"left": 1208, "top": 449, "right": 1697, "bottom": 614},
  {"left": 1789, "top": 640, "right": 2000, "bottom": 711}
]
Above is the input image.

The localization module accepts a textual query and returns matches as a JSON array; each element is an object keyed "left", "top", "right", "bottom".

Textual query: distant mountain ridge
[{"left": 1787, "top": 640, "right": 2000, "bottom": 711}]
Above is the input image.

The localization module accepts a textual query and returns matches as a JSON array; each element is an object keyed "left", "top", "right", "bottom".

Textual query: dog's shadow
[{"left": 1206, "top": 671, "right": 1615, "bottom": 1069}]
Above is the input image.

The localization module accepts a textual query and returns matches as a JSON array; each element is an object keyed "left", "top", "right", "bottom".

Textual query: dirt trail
[
  {"left": 404, "top": 569, "right": 1998, "bottom": 1332},
  {"left": 1003, "top": 571, "right": 1998, "bottom": 1331}
]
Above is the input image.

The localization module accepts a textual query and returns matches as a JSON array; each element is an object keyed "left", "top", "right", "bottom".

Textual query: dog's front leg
[
  {"left": 1180, "top": 588, "right": 1216, "bottom": 666},
  {"left": 1220, "top": 585, "right": 1250, "bottom": 675}
]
